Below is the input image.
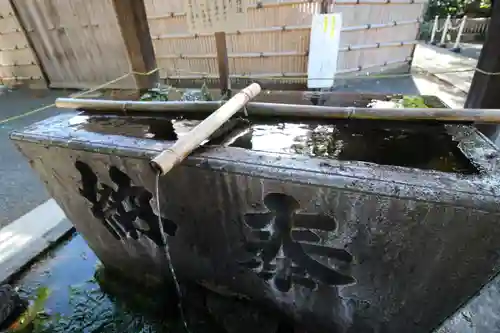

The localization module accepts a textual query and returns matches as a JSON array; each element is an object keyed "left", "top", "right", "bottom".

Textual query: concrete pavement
[
  {"left": 413, "top": 43, "right": 477, "bottom": 94},
  {"left": 0, "top": 199, "right": 72, "bottom": 284},
  {"left": 0, "top": 87, "right": 74, "bottom": 282},
  {"left": 459, "top": 42, "right": 483, "bottom": 60},
  {"left": 0, "top": 88, "right": 71, "bottom": 228}
]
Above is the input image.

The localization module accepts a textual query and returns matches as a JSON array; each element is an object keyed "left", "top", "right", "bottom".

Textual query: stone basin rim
[{"left": 10, "top": 138, "right": 500, "bottom": 213}]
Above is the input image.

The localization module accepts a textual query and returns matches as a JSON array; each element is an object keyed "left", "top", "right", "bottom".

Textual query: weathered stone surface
[
  {"left": 436, "top": 270, "right": 500, "bottom": 333},
  {"left": 206, "top": 292, "right": 280, "bottom": 333},
  {"left": 10, "top": 93, "right": 500, "bottom": 333}
]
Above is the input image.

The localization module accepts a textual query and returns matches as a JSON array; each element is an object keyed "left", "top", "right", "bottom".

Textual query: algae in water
[
  {"left": 368, "top": 96, "right": 428, "bottom": 109},
  {"left": 10, "top": 268, "right": 174, "bottom": 333},
  {"left": 139, "top": 83, "right": 214, "bottom": 102},
  {"left": 398, "top": 96, "right": 428, "bottom": 109},
  {"left": 139, "top": 86, "right": 171, "bottom": 102}
]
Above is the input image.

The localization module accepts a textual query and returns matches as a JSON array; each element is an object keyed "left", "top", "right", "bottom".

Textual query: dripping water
[{"left": 155, "top": 172, "right": 191, "bottom": 333}]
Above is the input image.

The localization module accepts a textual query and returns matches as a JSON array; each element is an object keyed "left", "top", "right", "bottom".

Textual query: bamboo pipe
[
  {"left": 56, "top": 97, "right": 500, "bottom": 124},
  {"left": 150, "top": 83, "right": 261, "bottom": 175},
  {"left": 56, "top": 98, "right": 222, "bottom": 112}
]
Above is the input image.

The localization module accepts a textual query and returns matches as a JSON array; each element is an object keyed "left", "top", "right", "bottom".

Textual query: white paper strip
[{"left": 307, "top": 13, "right": 343, "bottom": 89}]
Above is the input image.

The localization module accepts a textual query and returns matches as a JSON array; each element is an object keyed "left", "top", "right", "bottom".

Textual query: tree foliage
[
  {"left": 424, "top": 0, "right": 469, "bottom": 20},
  {"left": 424, "top": 0, "right": 491, "bottom": 20}
]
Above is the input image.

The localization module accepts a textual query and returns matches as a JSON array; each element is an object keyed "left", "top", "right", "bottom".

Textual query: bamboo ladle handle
[{"left": 150, "top": 83, "right": 262, "bottom": 175}]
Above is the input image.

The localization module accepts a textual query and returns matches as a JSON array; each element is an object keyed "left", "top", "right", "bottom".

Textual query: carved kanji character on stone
[
  {"left": 240, "top": 193, "right": 355, "bottom": 292},
  {"left": 75, "top": 162, "right": 177, "bottom": 246}
]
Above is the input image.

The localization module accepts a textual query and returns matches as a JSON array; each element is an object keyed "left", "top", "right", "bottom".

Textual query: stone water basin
[{"left": 10, "top": 92, "right": 500, "bottom": 333}]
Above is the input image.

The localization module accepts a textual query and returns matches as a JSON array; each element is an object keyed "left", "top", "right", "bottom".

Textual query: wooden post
[
  {"left": 465, "top": 0, "right": 500, "bottom": 139},
  {"left": 215, "top": 31, "right": 230, "bottom": 97},
  {"left": 111, "top": 0, "right": 159, "bottom": 91},
  {"left": 430, "top": 16, "right": 439, "bottom": 45},
  {"left": 320, "top": 0, "right": 330, "bottom": 13},
  {"left": 451, "top": 16, "right": 467, "bottom": 52},
  {"left": 439, "top": 16, "right": 451, "bottom": 47}
]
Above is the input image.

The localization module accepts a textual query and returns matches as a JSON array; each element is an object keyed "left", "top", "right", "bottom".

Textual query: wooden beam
[
  {"left": 465, "top": 0, "right": 500, "bottom": 138},
  {"left": 112, "top": 0, "right": 159, "bottom": 91},
  {"left": 215, "top": 32, "right": 230, "bottom": 96}
]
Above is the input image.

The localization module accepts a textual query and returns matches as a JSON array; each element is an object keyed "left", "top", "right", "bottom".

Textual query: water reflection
[
  {"left": 72, "top": 115, "right": 249, "bottom": 145},
  {"left": 230, "top": 120, "right": 477, "bottom": 174},
  {"left": 71, "top": 114, "right": 477, "bottom": 174}
]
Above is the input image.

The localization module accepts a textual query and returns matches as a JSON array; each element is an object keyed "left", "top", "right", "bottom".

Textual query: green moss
[
  {"left": 393, "top": 96, "right": 428, "bottom": 109},
  {"left": 139, "top": 86, "right": 171, "bottom": 101},
  {"left": 8, "top": 287, "right": 51, "bottom": 333},
  {"left": 10, "top": 269, "right": 173, "bottom": 333}
]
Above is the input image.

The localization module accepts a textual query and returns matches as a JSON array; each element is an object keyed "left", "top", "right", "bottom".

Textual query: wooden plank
[
  {"left": 215, "top": 31, "right": 230, "bottom": 95},
  {"left": 8, "top": 0, "right": 48, "bottom": 87},
  {"left": 11, "top": 0, "right": 132, "bottom": 89},
  {"left": 112, "top": 0, "right": 159, "bottom": 90},
  {"left": 465, "top": 0, "right": 500, "bottom": 138}
]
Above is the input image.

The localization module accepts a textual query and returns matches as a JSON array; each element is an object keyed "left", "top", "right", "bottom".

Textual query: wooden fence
[
  {"left": 0, "top": 0, "right": 428, "bottom": 89},
  {"left": 0, "top": 0, "right": 44, "bottom": 86},
  {"left": 462, "top": 17, "right": 490, "bottom": 41},
  {"left": 145, "top": 0, "right": 426, "bottom": 85},
  {"left": 433, "top": 16, "right": 490, "bottom": 43},
  {"left": 11, "top": 0, "right": 135, "bottom": 89}
]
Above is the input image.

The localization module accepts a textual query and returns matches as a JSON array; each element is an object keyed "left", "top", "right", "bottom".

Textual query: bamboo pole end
[
  {"left": 150, "top": 149, "right": 181, "bottom": 175},
  {"left": 150, "top": 159, "right": 165, "bottom": 175}
]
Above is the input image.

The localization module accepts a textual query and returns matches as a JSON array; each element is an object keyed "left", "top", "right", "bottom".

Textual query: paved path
[
  {"left": 413, "top": 43, "right": 500, "bottom": 149},
  {"left": 459, "top": 42, "right": 483, "bottom": 60},
  {"left": 413, "top": 43, "right": 477, "bottom": 94},
  {"left": 0, "top": 88, "right": 71, "bottom": 228},
  {"left": 0, "top": 87, "right": 74, "bottom": 281}
]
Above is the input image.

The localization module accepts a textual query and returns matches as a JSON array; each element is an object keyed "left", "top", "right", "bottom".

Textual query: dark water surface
[
  {"left": 11, "top": 235, "right": 186, "bottom": 332},
  {"left": 12, "top": 235, "right": 285, "bottom": 333},
  {"left": 73, "top": 114, "right": 477, "bottom": 174},
  {"left": 13, "top": 235, "right": 181, "bottom": 333}
]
